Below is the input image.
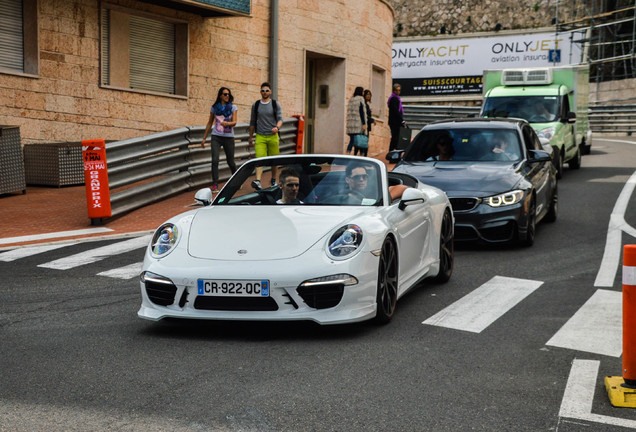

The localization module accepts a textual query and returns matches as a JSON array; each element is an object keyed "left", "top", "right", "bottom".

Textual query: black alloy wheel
[
  {"left": 434, "top": 209, "right": 454, "bottom": 283},
  {"left": 520, "top": 197, "right": 536, "bottom": 247},
  {"left": 375, "top": 237, "right": 398, "bottom": 324},
  {"left": 545, "top": 183, "right": 558, "bottom": 223}
]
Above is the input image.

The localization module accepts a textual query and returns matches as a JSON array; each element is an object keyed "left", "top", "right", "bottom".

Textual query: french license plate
[{"left": 197, "top": 279, "right": 269, "bottom": 297}]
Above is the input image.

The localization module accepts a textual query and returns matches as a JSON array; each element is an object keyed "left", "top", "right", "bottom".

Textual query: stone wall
[{"left": 388, "top": 0, "right": 574, "bottom": 37}]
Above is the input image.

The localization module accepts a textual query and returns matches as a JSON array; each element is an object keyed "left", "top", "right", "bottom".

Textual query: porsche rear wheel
[
  {"left": 375, "top": 237, "right": 398, "bottom": 324},
  {"left": 434, "top": 209, "right": 454, "bottom": 283}
]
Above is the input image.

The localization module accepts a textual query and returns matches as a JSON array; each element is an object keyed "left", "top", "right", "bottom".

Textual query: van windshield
[{"left": 482, "top": 96, "right": 559, "bottom": 123}]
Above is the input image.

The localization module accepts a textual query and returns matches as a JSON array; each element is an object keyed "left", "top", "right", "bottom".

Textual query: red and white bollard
[{"left": 606, "top": 244, "right": 636, "bottom": 407}]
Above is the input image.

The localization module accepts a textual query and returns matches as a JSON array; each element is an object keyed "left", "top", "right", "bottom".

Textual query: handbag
[
  {"left": 397, "top": 126, "right": 411, "bottom": 150},
  {"left": 354, "top": 134, "right": 369, "bottom": 149}
]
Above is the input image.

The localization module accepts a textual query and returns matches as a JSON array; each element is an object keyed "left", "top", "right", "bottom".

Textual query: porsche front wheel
[
  {"left": 434, "top": 209, "right": 454, "bottom": 283},
  {"left": 375, "top": 237, "right": 398, "bottom": 324}
]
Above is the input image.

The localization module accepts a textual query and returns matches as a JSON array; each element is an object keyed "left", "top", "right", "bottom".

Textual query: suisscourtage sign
[{"left": 392, "top": 29, "right": 586, "bottom": 97}]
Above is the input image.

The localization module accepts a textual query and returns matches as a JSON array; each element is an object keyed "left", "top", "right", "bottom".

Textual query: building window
[
  {"left": 0, "top": 0, "right": 38, "bottom": 75},
  {"left": 371, "top": 66, "right": 386, "bottom": 120},
  {"left": 101, "top": 5, "right": 188, "bottom": 96}
]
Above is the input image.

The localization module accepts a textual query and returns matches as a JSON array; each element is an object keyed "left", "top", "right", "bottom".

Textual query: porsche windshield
[
  {"left": 404, "top": 128, "right": 523, "bottom": 163},
  {"left": 482, "top": 96, "right": 559, "bottom": 123},
  {"left": 214, "top": 157, "right": 384, "bottom": 206}
]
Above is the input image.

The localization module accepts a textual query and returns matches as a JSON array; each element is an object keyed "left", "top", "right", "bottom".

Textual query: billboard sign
[{"left": 392, "top": 29, "right": 586, "bottom": 97}]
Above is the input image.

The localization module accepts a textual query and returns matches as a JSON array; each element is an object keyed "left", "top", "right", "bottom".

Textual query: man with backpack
[{"left": 248, "top": 82, "right": 284, "bottom": 190}]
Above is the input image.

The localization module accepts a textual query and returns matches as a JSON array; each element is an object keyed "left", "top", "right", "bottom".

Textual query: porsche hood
[{"left": 187, "top": 206, "right": 365, "bottom": 260}]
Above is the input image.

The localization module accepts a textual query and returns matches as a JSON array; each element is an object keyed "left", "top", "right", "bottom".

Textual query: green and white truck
[{"left": 480, "top": 65, "right": 591, "bottom": 178}]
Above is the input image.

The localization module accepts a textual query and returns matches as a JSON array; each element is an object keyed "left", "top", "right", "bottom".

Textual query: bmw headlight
[
  {"left": 485, "top": 190, "right": 524, "bottom": 207},
  {"left": 151, "top": 223, "right": 179, "bottom": 257},
  {"left": 537, "top": 126, "right": 556, "bottom": 141},
  {"left": 327, "top": 224, "right": 363, "bottom": 259}
]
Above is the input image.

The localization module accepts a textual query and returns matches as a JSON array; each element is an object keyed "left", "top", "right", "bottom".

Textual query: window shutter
[
  {"left": 0, "top": 0, "right": 24, "bottom": 72},
  {"left": 129, "top": 15, "right": 175, "bottom": 94},
  {"left": 101, "top": 8, "right": 110, "bottom": 85}
]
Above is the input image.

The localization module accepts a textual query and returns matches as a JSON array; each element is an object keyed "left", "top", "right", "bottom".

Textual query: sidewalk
[{"left": 0, "top": 185, "right": 198, "bottom": 249}]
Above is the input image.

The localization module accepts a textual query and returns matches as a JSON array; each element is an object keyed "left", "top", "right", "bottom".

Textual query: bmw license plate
[{"left": 197, "top": 279, "right": 269, "bottom": 297}]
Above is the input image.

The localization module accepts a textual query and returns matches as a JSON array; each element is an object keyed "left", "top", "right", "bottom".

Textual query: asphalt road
[{"left": 1, "top": 137, "right": 636, "bottom": 431}]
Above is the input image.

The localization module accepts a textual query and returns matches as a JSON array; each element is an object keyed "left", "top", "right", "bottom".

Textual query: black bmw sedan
[{"left": 388, "top": 118, "right": 558, "bottom": 246}]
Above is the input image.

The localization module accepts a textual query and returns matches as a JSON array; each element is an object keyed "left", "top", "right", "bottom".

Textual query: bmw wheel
[
  {"left": 544, "top": 184, "right": 558, "bottom": 223},
  {"left": 519, "top": 197, "right": 536, "bottom": 247},
  {"left": 375, "top": 237, "right": 398, "bottom": 324},
  {"left": 434, "top": 209, "right": 454, "bottom": 283}
]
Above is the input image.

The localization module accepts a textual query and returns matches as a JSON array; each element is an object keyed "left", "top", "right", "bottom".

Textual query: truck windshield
[{"left": 482, "top": 96, "right": 560, "bottom": 123}]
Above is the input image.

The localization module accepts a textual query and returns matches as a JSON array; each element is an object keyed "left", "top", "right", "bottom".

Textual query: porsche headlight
[
  {"left": 327, "top": 224, "right": 363, "bottom": 259},
  {"left": 536, "top": 126, "right": 556, "bottom": 141},
  {"left": 151, "top": 223, "right": 179, "bottom": 256},
  {"left": 485, "top": 190, "right": 524, "bottom": 207}
]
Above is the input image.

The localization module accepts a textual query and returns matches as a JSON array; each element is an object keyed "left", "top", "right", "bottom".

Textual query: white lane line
[
  {"left": 595, "top": 170, "right": 636, "bottom": 287},
  {"left": 38, "top": 235, "right": 151, "bottom": 270},
  {"left": 422, "top": 276, "right": 543, "bottom": 333},
  {"left": 560, "top": 359, "right": 636, "bottom": 429},
  {"left": 596, "top": 138, "right": 636, "bottom": 145},
  {"left": 0, "top": 244, "right": 70, "bottom": 262},
  {"left": 97, "top": 262, "right": 143, "bottom": 279},
  {"left": 0, "top": 228, "right": 113, "bottom": 245},
  {"left": 546, "top": 289, "right": 622, "bottom": 357}
]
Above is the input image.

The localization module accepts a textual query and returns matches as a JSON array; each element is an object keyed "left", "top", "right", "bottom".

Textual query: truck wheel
[{"left": 568, "top": 145, "right": 581, "bottom": 170}]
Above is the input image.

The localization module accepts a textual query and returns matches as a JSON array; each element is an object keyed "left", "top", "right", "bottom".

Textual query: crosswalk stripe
[
  {"left": 97, "top": 262, "right": 143, "bottom": 279},
  {"left": 38, "top": 235, "right": 151, "bottom": 270},
  {"left": 422, "top": 276, "right": 543, "bottom": 333},
  {"left": 0, "top": 244, "right": 70, "bottom": 262},
  {"left": 546, "top": 289, "right": 622, "bottom": 357},
  {"left": 0, "top": 228, "right": 113, "bottom": 245}
]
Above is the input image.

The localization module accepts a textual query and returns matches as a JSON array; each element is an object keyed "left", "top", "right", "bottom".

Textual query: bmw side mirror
[
  {"left": 194, "top": 188, "right": 213, "bottom": 206},
  {"left": 398, "top": 188, "right": 426, "bottom": 210},
  {"left": 528, "top": 150, "right": 551, "bottom": 163},
  {"left": 386, "top": 150, "right": 404, "bottom": 163}
]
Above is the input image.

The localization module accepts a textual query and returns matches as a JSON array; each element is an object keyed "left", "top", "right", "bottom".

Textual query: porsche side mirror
[
  {"left": 398, "top": 188, "right": 426, "bottom": 210},
  {"left": 194, "top": 188, "right": 213, "bottom": 206}
]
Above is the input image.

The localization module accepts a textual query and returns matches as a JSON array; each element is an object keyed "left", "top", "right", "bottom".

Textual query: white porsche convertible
[{"left": 138, "top": 155, "right": 454, "bottom": 325}]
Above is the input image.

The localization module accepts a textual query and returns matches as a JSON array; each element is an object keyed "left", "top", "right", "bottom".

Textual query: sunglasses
[
  {"left": 261, "top": 89, "right": 271, "bottom": 93},
  {"left": 350, "top": 174, "right": 368, "bottom": 181},
  {"left": 222, "top": 92, "right": 230, "bottom": 96}
]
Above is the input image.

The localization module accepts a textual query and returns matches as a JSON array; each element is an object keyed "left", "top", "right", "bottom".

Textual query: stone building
[{"left": 0, "top": 0, "right": 394, "bottom": 155}]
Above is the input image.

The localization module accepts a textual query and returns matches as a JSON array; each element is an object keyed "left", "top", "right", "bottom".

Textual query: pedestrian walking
[
  {"left": 388, "top": 83, "right": 406, "bottom": 151},
  {"left": 346, "top": 86, "right": 367, "bottom": 156},
  {"left": 248, "top": 82, "right": 283, "bottom": 190},
  {"left": 200, "top": 86, "right": 238, "bottom": 192}
]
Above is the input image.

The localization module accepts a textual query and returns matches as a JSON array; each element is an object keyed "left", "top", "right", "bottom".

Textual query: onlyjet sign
[{"left": 392, "top": 30, "right": 585, "bottom": 97}]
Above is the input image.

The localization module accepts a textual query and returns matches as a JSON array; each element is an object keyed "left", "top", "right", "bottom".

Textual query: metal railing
[
  {"left": 102, "top": 118, "right": 299, "bottom": 221},
  {"left": 588, "top": 105, "right": 636, "bottom": 134},
  {"left": 403, "top": 104, "right": 636, "bottom": 135}
]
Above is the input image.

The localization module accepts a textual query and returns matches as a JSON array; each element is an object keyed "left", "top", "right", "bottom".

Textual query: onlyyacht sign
[{"left": 392, "top": 29, "right": 586, "bottom": 96}]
